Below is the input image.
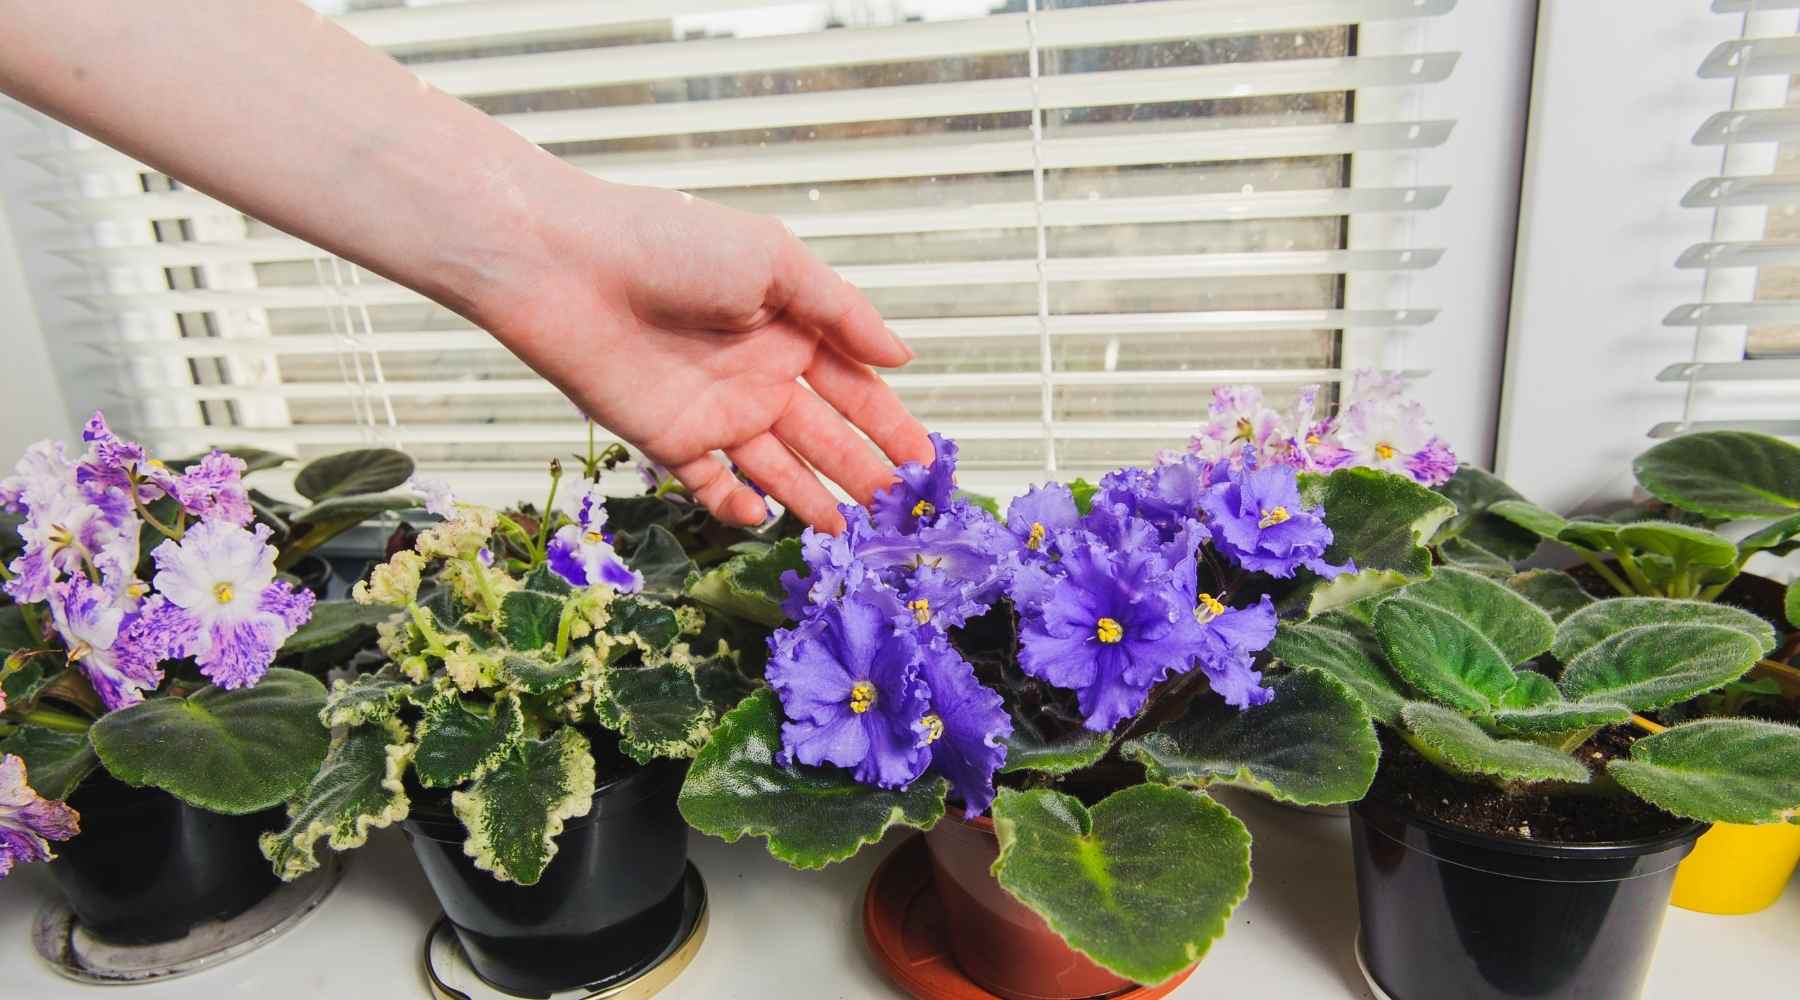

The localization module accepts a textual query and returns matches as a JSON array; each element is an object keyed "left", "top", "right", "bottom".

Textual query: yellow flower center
[
  {"left": 1259, "top": 506, "right": 1291, "bottom": 528},
  {"left": 67, "top": 641, "right": 90, "bottom": 663},
  {"left": 849, "top": 680, "right": 877, "bottom": 714},
  {"left": 921, "top": 713, "right": 945, "bottom": 744},
  {"left": 908, "top": 598, "right": 931, "bottom": 625},
  {"left": 1374, "top": 442, "right": 1396, "bottom": 461},
  {"left": 912, "top": 499, "right": 935, "bottom": 519},
  {"left": 126, "top": 581, "right": 150, "bottom": 600},
  {"left": 1027, "top": 522, "right": 1047, "bottom": 551},
  {"left": 47, "top": 524, "right": 73, "bottom": 547},
  {"left": 1234, "top": 417, "right": 1255, "bottom": 443},
  {"left": 146, "top": 458, "right": 166, "bottom": 470},
  {"left": 213, "top": 582, "right": 235, "bottom": 605},
  {"left": 1095, "top": 617, "right": 1124, "bottom": 644},
  {"left": 1306, "top": 433, "right": 1321, "bottom": 446},
  {"left": 1196, "top": 592, "right": 1225, "bottom": 622},
  {"left": 582, "top": 529, "right": 605, "bottom": 544}
]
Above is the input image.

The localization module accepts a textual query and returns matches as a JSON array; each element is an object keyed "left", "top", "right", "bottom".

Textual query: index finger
[
  {"left": 804, "top": 343, "right": 933, "bottom": 468},
  {"left": 770, "top": 234, "right": 913, "bottom": 369}
]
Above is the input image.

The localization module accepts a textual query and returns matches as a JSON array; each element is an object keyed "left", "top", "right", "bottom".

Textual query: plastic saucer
[
  {"left": 862, "top": 836, "right": 1198, "bottom": 1000},
  {"left": 424, "top": 862, "right": 707, "bottom": 1000}
]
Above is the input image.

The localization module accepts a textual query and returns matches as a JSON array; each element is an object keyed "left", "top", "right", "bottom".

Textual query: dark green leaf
[
  {"left": 685, "top": 538, "right": 803, "bottom": 627},
  {"left": 592, "top": 655, "right": 714, "bottom": 762},
  {"left": 1633, "top": 431, "right": 1800, "bottom": 519},
  {"left": 280, "top": 600, "right": 397, "bottom": 656},
  {"left": 1788, "top": 581, "right": 1800, "bottom": 630},
  {"left": 1608, "top": 719, "right": 1800, "bottom": 825},
  {"left": 677, "top": 690, "right": 946, "bottom": 868},
  {"left": 1505, "top": 570, "right": 1594, "bottom": 623},
  {"left": 1000, "top": 725, "right": 1112, "bottom": 776},
  {"left": 90, "top": 669, "right": 329, "bottom": 813},
  {"left": 1437, "top": 537, "right": 1515, "bottom": 578},
  {"left": 0, "top": 605, "right": 37, "bottom": 654},
  {"left": 289, "top": 493, "right": 417, "bottom": 525},
  {"left": 1432, "top": 466, "right": 1542, "bottom": 560},
  {"left": 1553, "top": 599, "right": 1772, "bottom": 712},
  {"left": 260, "top": 718, "right": 414, "bottom": 880},
  {"left": 2, "top": 661, "right": 57, "bottom": 711},
  {"left": 1125, "top": 668, "right": 1378, "bottom": 805},
  {"left": 293, "top": 448, "right": 416, "bottom": 501},
  {"left": 1739, "top": 513, "right": 1800, "bottom": 558},
  {"left": 1488, "top": 674, "right": 1630, "bottom": 735},
  {"left": 1268, "top": 615, "right": 1407, "bottom": 725},
  {"left": 320, "top": 673, "right": 416, "bottom": 727},
  {"left": 497, "top": 651, "right": 586, "bottom": 695},
  {"left": 1614, "top": 522, "right": 1738, "bottom": 568},
  {"left": 1484, "top": 499, "right": 1568, "bottom": 540},
  {"left": 414, "top": 691, "right": 524, "bottom": 788},
  {"left": 1400, "top": 702, "right": 1590, "bottom": 783},
  {"left": 453, "top": 727, "right": 596, "bottom": 885},
  {"left": 1373, "top": 568, "right": 1551, "bottom": 713},
  {"left": 990, "top": 785, "right": 1251, "bottom": 985},
  {"left": 1294, "top": 467, "right": 1457, "bottom": 616},
  {"left": 604, "top": 595, "right": 682, "bottom": 652},
  {"left": 624, "top": 525, "right": 696, "bottom": 595},
  {"left": 520, "top": 562, "right": 574, "bottom": 596},
  {"left": 500, "top": 589, "right": 565, "bottom": 652},
  {"left": 0, "top": 727, "right": 98, "bottom": 800}
]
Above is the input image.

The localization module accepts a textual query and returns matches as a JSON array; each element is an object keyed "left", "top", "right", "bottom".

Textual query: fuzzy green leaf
[
  {"left": 1609, "top": 719, "right": 1800, "bottom": 824},
  {"left": 320, "top": 673, "right": 416, "bottom": 727},
  {"left": 414, "top": 691, "right": 525, "bottom": 789},
  {"left": 604, "top": 596, "right": 682, "bottom": 652},
  {"left": 1554, "top": 598, "right": 1775, "bottom": 711},
  {"left": 684, "top": 538, "right": 803, "bottom": 627},
  {"left": 1633, "top": 431, "right": 1800, "bottom": 519},
  {"left": 0, "top": 727, "right": 98, "bottom": 801},
  {"left": 452, "top": 728, "right": 597, "bottom": 885},
  {"left": 1490, "top": 695, "right": 1631, "bottom": 736},
  {"left": 289, "top": 493, "right": 417, "bottom": 525},
  {"left": 494, "top": 652, "right": 583, "bottom": 694},
  {"left": 1614, "top": 521, "right": 1738, "bottom": 568},
  {"left": 1125, "top": 668, "right": 1378, "bottom": 805},
  {"left": 1268, "top": 615, "right": 1408, "bottom": 725},
  {"left": 1293, "top": 468, "right": 1456, "bottom": 616},
  {"left": 1436, "top": 537, "right": 1514, "bottom": 578},
  {"left": 1505, "top": 570, "right": 1594, "bottom": 623},
  {"left": 1000, "top": 725, "right": 1112, "bottom": 776},
  {"left": 1739, "top": 512, "right": 1800, "bottom": 558},
  {"left": 625, "top": 525, "right": 697, "bottom": 596},
  {"left": 520, "top": 563, "right": 573, "bottom": 597},
  {"left": 990, "top": 785, "right": 1251, "bottom": 985},
  {"left": 293, "top": 448, "right": 415, "bottom": 501},
  {"left": 90, "top": 669, "right": 329, "bottom": 813},
  {"left": 1400, "top": 702, "right": 1590, "bottom": 783},
  {"left": 1788, "top": 581, "right": 1800, "bottom": 630},
  {"left": 1373, "top": 568, "right": 1551, "bottom": 712},
  {"left": 281, "top": 600, "right": 397, "bottom": 655},
  {"left": 592, "top": 653, "right": 715, "bottom": 762},
  {"left": 0, "top": 605, "right": 37, "bottom": 654},
  {"left": 1557, "top": 519, "right": 1621, "bottom": 551},
  {"left": 1432, "top": 466, "right": 1542, "bottom": 560},
  {"left": 260, "top": 718, "right": 414, "bottom": 880},
  {"left": 1484, "top": 499, "right": 1569, "bottom": 540},
  {"left": 499, "top": 589, "right": 564, "bottom": 652},
  {"left": 677, "top": 690, "right": 946, "bottom": 868}
]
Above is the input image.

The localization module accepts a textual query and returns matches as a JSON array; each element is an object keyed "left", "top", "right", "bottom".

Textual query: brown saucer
[{"left": 862, "top": 836, "right": 1198, "bottom": 1000}]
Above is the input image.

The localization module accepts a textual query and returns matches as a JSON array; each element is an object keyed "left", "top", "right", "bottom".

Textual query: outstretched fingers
[
  {"left": 669, "top": 455, "right": 769, "bottom": 527},
  {"left": 725, "top": 433, "right": 846, "bottom": 533},
  {"left": 771, "top": 235, "right": 912, "bottom": 369},
  {"left": 805, "top": 343, "right": 933, "bottom": 467},
  {"left": 773, "top": 389, "right": 895, "bottom": 506}
]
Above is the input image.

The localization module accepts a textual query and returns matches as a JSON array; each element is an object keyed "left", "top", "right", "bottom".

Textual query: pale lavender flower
[
  {"left": 0, "top": 754, "right": 79, "bottom": 880},
  {"left": 546, "top": 484, "right": 643, "bottom": 592},
  {"left": 1188, "top": 386, "right": 1285, "bottom": 467},
  {"left": 407, "top": 476, "right": 457, "bottom": 519},
  {"left": 1335, "top": 398, "right": 1456, "bottom": 487},
  {"left": 149, "top": 521, "right": 315, "bottom": 689}
]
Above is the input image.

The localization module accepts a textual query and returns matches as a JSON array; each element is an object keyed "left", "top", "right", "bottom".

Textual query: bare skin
[{"left": 0, "top": 0, "right": 932, "bottom": 531}]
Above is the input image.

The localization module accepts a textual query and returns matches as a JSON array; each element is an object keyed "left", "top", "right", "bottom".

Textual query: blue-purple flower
[
  {"left": 871, "top": 433, "right": 959, "bottom": 534},
  {"left": 0, "top": 754, "right": 79, "bottom": 880},
  {"left": 768, "top": 586, "right": 933, "bottom": 788},
  {"left": 781, "top": 504, "right": 875, "bottom": 620},
  {"left": 47, "top": 577, "right": 163, "bottom": 712},
  {"left": 1005, "top": 482, "right": 1079, "bottom": 555},
  {"left": 167, "top": 450, "right": 253, "bottom": 526},
  {"left": 1200, "top": 463, "right": 1352, "bottom": 580},
  {"left": 1015, "top": 539, "right": 1190, "bottom": 731},
  {"left": 148, "top": 521, "right": 316, "bottom": 689},
  {"left": 914, "top": 636, "right": 1011, "bottom": 816},
  {"left": 546, "top": 485, "right": 643, "bottom": 592}
]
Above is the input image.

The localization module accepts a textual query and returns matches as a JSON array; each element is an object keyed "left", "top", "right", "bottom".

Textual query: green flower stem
[
  {"left": 464, "top": 555, "right": 503, "bottom": 621},
  {"left": 128, "top": 472, "right": 182, "bottom": 541},
  {"left": 533, "top": 462, "right": 563, "bottom": 561},
  {"left": 1608, "top": 543, "right": 1657, "bottom": 596},
  {"left": 1574, "top": 549, "right": 1635, "bottom": 596},
  {"left": 553, "top": 601, "right": 581, "bottom": 660},
  {"left": 495, "top": 515, "right": 535, "bottom": 561},
  {"left": 407, "top": 604, "right": 456, "bottom": 658},
  {"left": 20, "top": 706, "right": 93, "bottom": 735}
]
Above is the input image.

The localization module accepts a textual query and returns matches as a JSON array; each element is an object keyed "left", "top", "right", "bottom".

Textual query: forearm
[{"left": 0, "top": 0, "right": 568, "bottom": 322}]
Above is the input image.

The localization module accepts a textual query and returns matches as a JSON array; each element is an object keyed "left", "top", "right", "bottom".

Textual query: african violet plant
[
  {"left": 1271, "top": 565, "right": 1800, "bottom": 828},
  {"left": 261, "top": 469, "right": 774, "bottom": 885},
  {"left": 0, "top": 414, "right": 328, "bottom": 878},
  {"left": 679, "top": 435, "right": 1456, "bottom": 985},
  {"left": 1173, "top": 370, "right": 1457, "bottom": 486}
]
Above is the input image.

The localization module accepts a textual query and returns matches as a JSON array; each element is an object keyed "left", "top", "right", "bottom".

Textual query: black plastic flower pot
[
  {"left": 1350, "top": 795, "right": 1706, "bottom": 1000},
  {"left": 48, "top": 771, "right": 285, "bottom": 946},
  {"left": 402, "top": 752, "right": 691, "bottom": 998}
]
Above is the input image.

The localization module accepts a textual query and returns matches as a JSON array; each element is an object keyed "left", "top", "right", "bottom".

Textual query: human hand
[{"left": 475, "top": 175, "right": 933, "bottom": 533}]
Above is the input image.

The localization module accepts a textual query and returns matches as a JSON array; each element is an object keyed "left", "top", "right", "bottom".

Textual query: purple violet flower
[
  {"left": 895, "top": 564, "right": 988, "bottom": 633},
  {"left": 1200, "top": 463, "right": 1352, "bottom": 580},
  {"left": 780, "top": 504, "right": 875, "bottom": 620},
  {"left": 76, "top": 412, "right": 166, "bottom": 503},
  {"left": 767, "top": 585, "right": 933, "bottom": 788},
  {"left": 871, "top": 433, "right": 959, "bottom": 535},
  {"left": 1004, "top": 482, "right": 1079, "bottom": 556},
  {"left": 148, "top": 521, "right": 316, "bottom": 689},
  {"left": 1173, "top": 581, "right": 1278, "bottom": 709},
  {"left": 914, "top": 635, "right": 1011, "bottom": 816},
  {"left": 0, "top": 755, "right": 79, "bottom": 880},
  {"left": 167, "top": 451, "right": 253, "bottom": 526},
  {"left": 47, "top": 577, "right": 164, "bottom": 712},
  {"left": 546, "top": 485, "right": 644, "bottom": 592},
  {"left": 1016, "top": 539, "right": 1190, "bottom": 732}
]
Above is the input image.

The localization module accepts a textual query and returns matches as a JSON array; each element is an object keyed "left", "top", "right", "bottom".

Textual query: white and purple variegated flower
[
  {"left": 167, "top": 451, "right": 253, "bottom": 526},
  {"left": 47, "top": 577, "right": 164, "bottom": 712},
  {"left": 0, "top": 754, "right": 79, "bottom": 880},
  {"left": 147, "top": 521, "right": 315, "bottom": 689},
  {"left": 546, "top": 485, "right": 643, "bottom": 592},
  {"left": 407, "top": 476, "right": 457, "bottom": 519},
  {"left": 4, "top": 445, "right": 138, "bottom": 606},
  {"left": 1188, "top": 386, "right": 1286, "bottom": 467},
  {"left": 1335, "top": 398, "right": 1457, "bottom": 487}
]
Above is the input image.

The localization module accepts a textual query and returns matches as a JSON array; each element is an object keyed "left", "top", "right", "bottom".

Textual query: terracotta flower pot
[{"left": 922, "top": 807, "right": 1136, "bottom": 1000}]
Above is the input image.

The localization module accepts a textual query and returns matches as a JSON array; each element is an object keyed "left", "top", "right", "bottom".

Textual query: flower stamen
[
  {"left": 849, "top": 680, "right": 877, "bottom": 714},
  {"left": 921, "top": 713, "right": 944, "bottom": 744},
  {"left": 911, "top": 499, "right": 935, "bottom": 519},
  {"left": 1026, "top": 521, "right": 1046, "bottom": 551},
  {"left": 908, "top": 598, "right": 931, "bottom": 625},
  {"left": 67, "top": 641, "right": 90, "bottom": 663},
  {"left": 1196, "top": 592, "right": 1226, "bottom": 623},
  {"left": 582, "top": 529, "right": 605, "bottom": 545},
  {"left": 1258, "top": 506, "right": 1290, "bottom": 528},
  {"left": 1095, "top": 617, "right": 1124, "bottom": 644},
  {"left": 213, "top": 582, "right": 235, "bottom": 605},
  {"left": 1233, "top": 417, "right": 1255, "bottom": 443},
  {"left": 1374, "top": 442, "right": 1396, "bottom": 461}
]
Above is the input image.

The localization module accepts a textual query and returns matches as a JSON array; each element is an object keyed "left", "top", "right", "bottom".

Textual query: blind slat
[
  {"left": 1663, "top": 301, "right": 1800, "bottom": 326},
  {"left": 1676, "top": 239, "right": 1800, "bottom": 269},
  {"left": 1699, "top": 36, "right": 1800, "bottom": 79},
  {"left": 1659, "top": 359, "right": 1800, "bottom": 383}
]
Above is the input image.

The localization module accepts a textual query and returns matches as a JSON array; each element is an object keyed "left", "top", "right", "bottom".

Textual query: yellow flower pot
[{"left": 1633, "top": 703, "right": 1800, "bottom": 915}]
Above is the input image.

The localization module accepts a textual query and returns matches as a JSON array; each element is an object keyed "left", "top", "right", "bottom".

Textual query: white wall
[
  {"left": 0, "top": 106, "right": 76, "bottom": 457},
  {"left": 1496, "top": 3, "right": 1785, "bottom": 512}
]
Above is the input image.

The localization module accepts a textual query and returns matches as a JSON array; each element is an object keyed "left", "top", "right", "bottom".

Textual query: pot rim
[{"left": 1354, "top": 790, "right": 1707, "bottom": 862}]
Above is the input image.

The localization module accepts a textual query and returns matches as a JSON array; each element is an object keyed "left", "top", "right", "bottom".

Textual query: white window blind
[
  {"left": 6, "top": 0, "right": 1461, "bottom": 500},
  {"left": 1658, "top": 0, "right": 1800, "bottom": 439}
]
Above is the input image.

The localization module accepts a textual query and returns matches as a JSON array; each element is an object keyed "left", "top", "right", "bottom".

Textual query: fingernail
[{"left": 888, "top": 327, "right": 914, "bottom": 362}]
